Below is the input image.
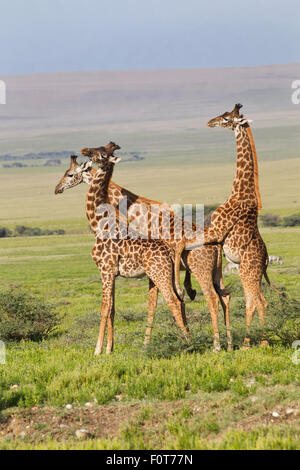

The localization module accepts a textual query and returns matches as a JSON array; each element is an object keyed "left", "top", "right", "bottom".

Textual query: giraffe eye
[{"left": 68, "top": 174, "right": 74, "bottom": 177}]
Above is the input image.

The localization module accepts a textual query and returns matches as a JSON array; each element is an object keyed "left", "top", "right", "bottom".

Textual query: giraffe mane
[{"left": 245, "top": 126, "right": 262, "bottom": 212}]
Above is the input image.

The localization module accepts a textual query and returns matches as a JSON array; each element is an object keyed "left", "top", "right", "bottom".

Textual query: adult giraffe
[
  {"left": 59, "top": 153, "right": 190, "bottom": 355},
  {"left": 206, "top": 103, "right": 283, "bottom": 346}
]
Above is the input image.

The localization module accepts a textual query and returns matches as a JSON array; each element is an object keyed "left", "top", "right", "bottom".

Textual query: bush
[
  {"left": 14, "top": 225, "right": 28, "bottom": 236},
  {"left": 7, "top": 226, "right": 66, "bottom": 238},
  {"left": 0, "top": 288, "right": 61, "bottom": 341},
  {"left": 260, "top": 213, "right": 281, "bottom": 227},
  {"left": 281, "top": 213, "right": 300, "bottom": 227},
  {"left": 144, "top": 285, "right": 300, "bottom": 358},
  {"left": 0, "top": 227, "right": 12, "bottom": 238},
  {"left": 188, "top": 204, "right": 219, "bottom": 227},
  {"left": 14, "top": 226, "right": 42, "bottom": 236},
  {"left": 264, "top": 293, "right": 300, "bottom": 345},
  {"left": 204, "top": 204, "right": 219, "bottom": 226}
]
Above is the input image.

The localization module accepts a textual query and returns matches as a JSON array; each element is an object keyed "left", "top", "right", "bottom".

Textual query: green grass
[
  {"left": 1, "top": 156, "right": 300, "bottom": 231},
  {"left": 0, "top": 228, "right": 299, "bottom": 449}
]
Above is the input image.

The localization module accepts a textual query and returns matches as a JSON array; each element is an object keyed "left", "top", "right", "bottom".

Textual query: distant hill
[
  {"left": 0, "top": 150, "right": 145, "bottom": 167},
  {"left": 0, "top": 64, "right": 299, "bottom": 161}
]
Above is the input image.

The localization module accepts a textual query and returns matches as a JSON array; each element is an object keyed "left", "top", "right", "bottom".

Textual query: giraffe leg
[
  {"left": 255, "top": 293, "right": 269, "bottom": 347},
  {"left": 174, "top": 242, "right": 185, "bottom": 300},
  {"left": 162, "top": 289, "right": 189, "bottom": 341},
  {"left": 184, "top": 270, "right": 196, "bottom": 301},
  {"left": 144, "top": 279, "right": 158, "bottom": 346},
  {"left": 240, "top": 246, "right": 268, "bottom": 347},
  {"left": 106, "top": 282, "right": 115, "bottom": 354},
  {"left": 259, "top": 292, "right": 268, "bottom": 346},
  {"left": 242, "top": 290, "right": 256, "bottom": 348},
  {"left": 217, "top": 282, "right": 232, "bottom": 351},
  {"left": 94, "top": 273, "right": 115, "bottom": 356},
  {"left": 143, "top": 252, "right": 189, "bottom": 341},
  {"left": 187, "top": 247, "right": 222, "bottom": 351},
  {"left": 213, "top": 246, "right": 232, "bottom": 351},
  {"left": 200, "top": 281, "right": 221, "bottom": 352},
  {"left": 150, "top": 276, "right": 189, "bottom": 340}
]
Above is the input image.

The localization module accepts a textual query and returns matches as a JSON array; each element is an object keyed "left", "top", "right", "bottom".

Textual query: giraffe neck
[
  {"left": 86, "top": 163, "right": 115, "bottom": 234},
  {"left": 85, "top": 167, "right": 195, "bottom": 242},
  {"left": 230, "top": 124, "right": 262, "bottom": 211}
]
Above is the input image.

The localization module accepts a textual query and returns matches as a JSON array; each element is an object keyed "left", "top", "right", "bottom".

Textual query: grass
[
  {"left": 0, "top": 227, "right": 299, "bottom": 449},
  {"left": 1, "top": 157, "right": 300, "bottom": 232}
]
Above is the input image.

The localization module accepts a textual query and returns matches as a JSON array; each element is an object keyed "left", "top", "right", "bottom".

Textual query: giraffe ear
[
  {"left": 81, "top": 160, "right": 93, "bottom": 171},
  {"left": 110, "top": 156, "right": 121, "bottom": 164},
  {"left": 75, "top": 161, "right": 93, "bottom": 173}
]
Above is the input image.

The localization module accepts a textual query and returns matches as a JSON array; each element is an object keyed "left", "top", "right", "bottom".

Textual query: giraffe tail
[{"left": 263, "top": 269, "right": 285, "bottom": 296}]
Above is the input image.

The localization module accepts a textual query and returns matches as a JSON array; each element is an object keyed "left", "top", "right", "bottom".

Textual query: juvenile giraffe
[
  {"left": 82, "top": 145, "right": 203, "bottom": 300},
  {"left": 55, "top": 152, "right": 232, "bottom": 351},
  {"left": 64, "top": 153, "right": 189, "bottom": 355},
  {"left": 206, "top": 103, "right": 283, "bottom": 346}
]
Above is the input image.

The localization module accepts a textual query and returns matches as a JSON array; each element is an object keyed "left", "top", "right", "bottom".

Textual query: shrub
[
  {"left": 0, "top": 288, "right": 61, "bottom": 341},
  {"left": 144, "top": 284, "right": 300, "bottom": 358},
  {"left": 54, "top": 229, "right": 65, "bottom": 235},
  {"left": 204, "top": 204, "right": 219, "bottom": 226},
  {"left": 14, "top": 225, "right": 27, "bottom": 236},
  {"left": 281, "top": 213, "right": 300, "bottom": 227},
  {"left": 14, "top": 226, "right": 41, "bottom": 236},
  {"left": 264, "top": 293, "right": 300, "bottom": 345},
  {"left": 260, "top": 213, "right": 281, "bottom": 227},
  {"left": 11, "top": 226, "right": 65, "bottom": 237},
  {"left": 0, "top": 227, "right": 12, "bottom": 238}
]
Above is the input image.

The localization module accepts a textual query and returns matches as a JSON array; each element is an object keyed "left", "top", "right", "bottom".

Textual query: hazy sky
[{"left": 1, "top": 0, "right": 299, "bottom": 75}]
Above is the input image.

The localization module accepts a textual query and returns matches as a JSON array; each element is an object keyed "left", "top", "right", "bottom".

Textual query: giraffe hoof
[
  {"left": 242, "top": 338, "right": 250, "bottom": 350},
  {"left": 213, "top": 345, "right": 221, "bottom": 353},
  {"left": 188, "top": 289, "right": 197, "bottom": 301},
  {"left": 227, "top": 343, "right": 233, "bottom": 352}
]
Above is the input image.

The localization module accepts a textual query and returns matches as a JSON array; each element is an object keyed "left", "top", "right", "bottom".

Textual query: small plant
[
  {"left": 264, "top": 293, "right": 300, "bottom": 345},
  {"left": 13, "top": 226, "right": 65, "bottom": 237},
  {"left": 0, "top": 287, "right": 61, "bottom": 341},
  {"left": 204, "top": 204, "right": 220, "bottom": 226},
  {"left": 260, "top": 213, "right": 281, "bottom": 227},
  {"left": 281, "top": 213, "right": 300, "bottom": 227},
  {"left": 0, "top": 227, "right": 12, "bottom": 238}
]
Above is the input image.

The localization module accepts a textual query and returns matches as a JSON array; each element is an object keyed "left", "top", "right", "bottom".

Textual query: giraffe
[
  {"left": 206, "top": 103, "right": 283, "bottom": 346},
  {"left": 55, "top": 152, "right": 232, "bottom": 351},
  {"left": 58, "top": 152, "right": 189, "bottom": 355}
]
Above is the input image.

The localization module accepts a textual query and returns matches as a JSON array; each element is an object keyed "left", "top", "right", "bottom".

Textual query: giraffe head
[
  {"left": 81, "top": 141, "right": 121, "bottom": 164},
  {"left": 54, "top": 156, "right": 93, "bottom": 194},
  {"left": 207, "top": 104, "right": 250, "bottom": 131},
  {"left": 95, "top": 153, "right": 121, "bottom": 171}
]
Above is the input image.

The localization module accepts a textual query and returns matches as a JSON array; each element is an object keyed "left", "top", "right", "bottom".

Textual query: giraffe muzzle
[
  {"left": 54, "top": 184, "right": 64, "bottom": 194},
  {"left": 81, "top": 148, "right": 91, "bottom": 157}
]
